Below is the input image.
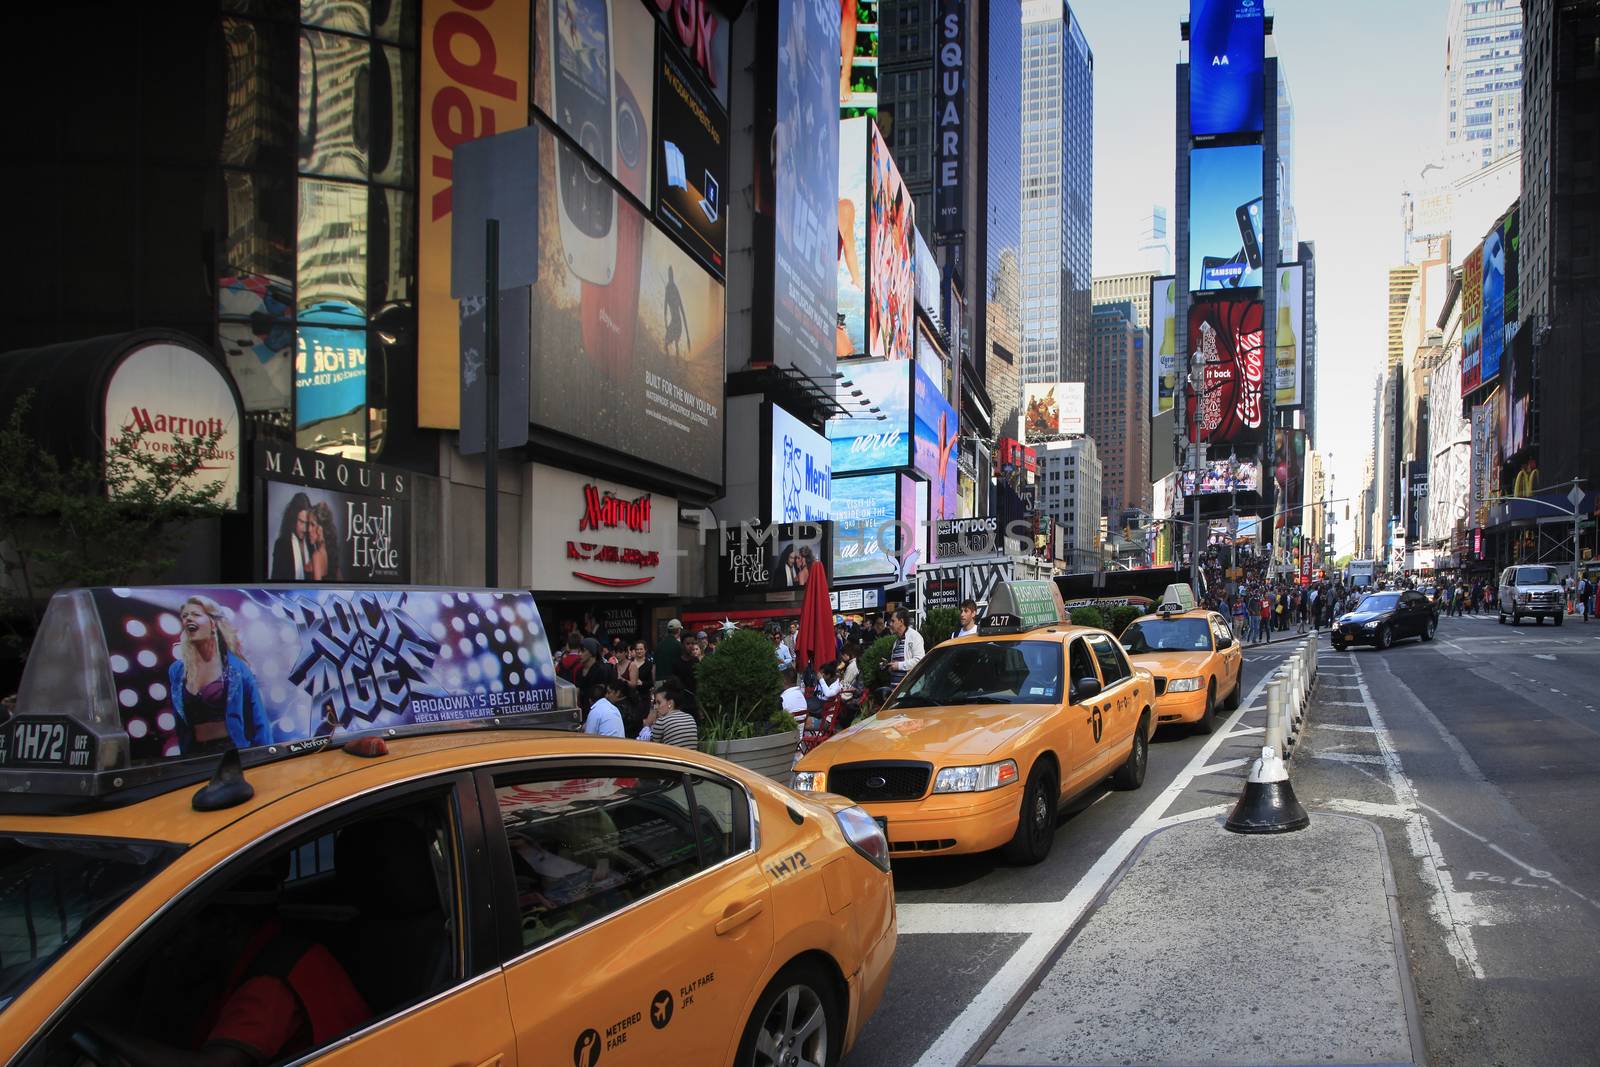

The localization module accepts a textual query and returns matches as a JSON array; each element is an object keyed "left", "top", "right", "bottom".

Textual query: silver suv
[{"left": 1498, "top": 565, "right": 1566, "bottom": 626}]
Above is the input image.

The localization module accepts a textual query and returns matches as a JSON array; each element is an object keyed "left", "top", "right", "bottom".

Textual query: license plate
[
  {"left": 0, "top": 719, "right": 94, "bottom": 769},
  {"left": 873, "top": 815, "right": 888, "bottom": 835}
]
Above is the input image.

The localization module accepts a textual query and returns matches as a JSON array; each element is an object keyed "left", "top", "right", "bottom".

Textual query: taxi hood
[{"left": 803, "top": 703, "right": 1055, "bottom": 765}]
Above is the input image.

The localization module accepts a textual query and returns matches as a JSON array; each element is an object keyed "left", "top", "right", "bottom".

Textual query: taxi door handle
[
  {"left": 471, "top": 1057, "right": 505, "bottom": 1067},
  {"left": 715, "top": 899, "right": 766, "bottom": 936}
]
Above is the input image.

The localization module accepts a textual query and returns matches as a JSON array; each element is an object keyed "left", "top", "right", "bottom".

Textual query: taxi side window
[
  {"left": 688, "top": 773, "right": 753, "bottom": 865},
  {"left": 1086, "top": 634, "right": 1129, "bottom": 687},
  {"left": 493, "top": 770, "right": 723, "bottom": 954},
  {"left": 32, "top": 791, "right": 464, "bottom": 1067},
  {"left": 1068, "top": 639, "right": 1100, "bottom": 695}
]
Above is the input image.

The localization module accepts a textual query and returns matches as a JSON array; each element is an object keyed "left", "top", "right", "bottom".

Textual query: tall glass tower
[
  {"left": 1019, "top": 0, "right": 1094, "bottom": 387},
  {"left": 983, "top": 0, "right": 1024, "bottom": 433},
  {"left": 1444, "top": 0, "right": 1523, "bottom": 169}
]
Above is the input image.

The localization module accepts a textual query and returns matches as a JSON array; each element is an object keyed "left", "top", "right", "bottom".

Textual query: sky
[{"left": 1069, "top": 0, "right": 1450, "bottom": 555}]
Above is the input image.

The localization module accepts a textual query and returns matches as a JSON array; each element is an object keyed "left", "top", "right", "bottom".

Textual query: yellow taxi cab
[
  {"left": 0, "top": 585, "right": 895, "bottom": 1067},
  {"left": 1118, "top": 589, "right": 1244, "bottom": 735},
  {"left": 791, "top": 582, "right": 1157, "bottom": 866}
]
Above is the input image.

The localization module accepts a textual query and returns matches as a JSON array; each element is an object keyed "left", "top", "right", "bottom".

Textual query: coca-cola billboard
[{"left": 1187, "top": 297, "right": 1265, "bottom": 445}]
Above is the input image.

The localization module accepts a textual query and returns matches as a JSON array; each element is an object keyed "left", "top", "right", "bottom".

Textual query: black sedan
[{"left": 1332, "top": 590, "right": 1439, "bottom": 651}]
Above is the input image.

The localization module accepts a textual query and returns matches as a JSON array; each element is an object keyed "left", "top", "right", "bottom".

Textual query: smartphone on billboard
[
  {"left": 551, "top": 0, "right": 617, "bottom": 284},
  {"left": 1202, "top": 255, "right": 1243, "bottom": 289},
  {"left": 1236, "top": 197, "right": 1263, "bottom": 271},
  {"left": 580, "top": 73, "right": 647, "bottom": 384}
]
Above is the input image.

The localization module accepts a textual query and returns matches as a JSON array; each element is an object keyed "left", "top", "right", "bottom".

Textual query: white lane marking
[
  {"left": 1322, "top": 701, "right": 1368, "bottom": 708},
  {"left": 913, "top": 662, "right": 1283, "bottom": 1067},
  {"left": 1535, "top": 654, "right": 1557, "bottom": 661},
  {"left": 1153, "top": 802, "right": 1229, "bottom": 828},
  {"left": 1224, "top": 726, "right": 1264, "bottom": 739},
  {"left": 1312, "top": 752, "right": 1386, "bottom": 766},
  {"left": 1319, "top": 724, "right": 1378, "bottom": 734},
  {"left": 1194, "top": 758, "right": 1250, "bottom": 776},
  {"left": 1322, "top": 798, "right": 1410, "bottom": 820},
  {"left": 1346, "top": 662, "right": 1488, "bottom": 980},
  {"left": 1414, "top": 801, "right": 1600, "bottom": 913}
]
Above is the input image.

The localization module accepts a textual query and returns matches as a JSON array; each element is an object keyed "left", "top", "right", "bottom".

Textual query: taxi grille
[{"left": 827, "top": 761, "right": 932, "bottom": 802}]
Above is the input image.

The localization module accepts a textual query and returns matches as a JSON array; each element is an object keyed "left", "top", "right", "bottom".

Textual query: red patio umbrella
[{"left": 793, "top": 555, "right": 835, "bottom": 675}]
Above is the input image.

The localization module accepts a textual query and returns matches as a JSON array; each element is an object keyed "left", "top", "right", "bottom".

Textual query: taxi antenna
[{"left": 192, "top": 748, "right": 255, "bottom": 812}]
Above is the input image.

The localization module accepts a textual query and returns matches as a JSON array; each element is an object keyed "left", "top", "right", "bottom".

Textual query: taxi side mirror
[
  {"left": 1216, "top": 634, "right": 1235, "bottom": 650},
  {"left": 1071, "top": 677, "right": 1102, "bottom": 703}
]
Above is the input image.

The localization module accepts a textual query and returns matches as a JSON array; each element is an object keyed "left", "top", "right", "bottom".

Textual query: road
[
  {"left": 842, "top": 611, "right": 1600, "bottom": 1066},
  {"left": 1294, "top": 610, "right": 1600, "bottom": 1067},
  {"left": 843, "top": 637, "right": 1306, "bottom": 1067}
]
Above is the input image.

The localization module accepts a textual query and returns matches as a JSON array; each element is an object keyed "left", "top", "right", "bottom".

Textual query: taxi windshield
[
  {"left": 1358, "top": 593, "right": 1400, "bottom": 612},
  {"left": 1122, "top": 619, "right": 1212, "bottom": 653},
  {"left": 0, "top": 833, "right": 182, "bottom": 1011},
  {"left": 886, "top": 641, "right": 1062, "bottom": 709}
]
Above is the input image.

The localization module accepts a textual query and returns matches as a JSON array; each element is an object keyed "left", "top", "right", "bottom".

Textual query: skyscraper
[
  {"left": 982, "top": 0, "right": 1025, "bottom": 437},
  {"left": 1444, "top": 0, "right": 1524, "bottom": 168},
  {"left": 879, "top": 0, "right": 939, "bottom": 244},
  {"left": 1088, "top": 301, "right": 1149, "bottom": 521},
  {"left": 1019, "top": 0, "right": 1093, "bottom": 387}
]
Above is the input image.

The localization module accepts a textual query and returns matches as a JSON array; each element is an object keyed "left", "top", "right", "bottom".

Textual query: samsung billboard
[
  {"left": 1190, "top": 144, "right": 1264, "bottom": 292},
  {"left": 1189, "top": 0, "right": 1265, "bottom": 137}
]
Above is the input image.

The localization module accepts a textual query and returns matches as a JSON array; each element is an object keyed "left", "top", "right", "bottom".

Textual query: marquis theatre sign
[
  {"left": 527, "top": 464, "right": 680, "bottom": 595},
  {"left": 258, "top": 446, "right": 410, "bottom": 583}
]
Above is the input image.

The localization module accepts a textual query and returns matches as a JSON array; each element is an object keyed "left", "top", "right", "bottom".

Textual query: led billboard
[
  {"left": 653, "top": 25, "right": 729, "bottom": 278},
  {"left": 1021, "top": 383, "right": 1086, "bottom": 444},
  {"left": 1151, "top": 276, "right": 1177, "bottom": 417},
  {"left": 828, "top": 358, "right": 912, "bottom": 472},
  {"left": 771, "top": 0, "right": 841, "bottom": 381},
  {"left": 1275, "top": 264, "right": 1304, "bottom": 408},
  {"left": 1481, "top": 223, "right": 1506, "bottom": 387},
  {"left": 832, "top": 472, "right": 899, "bottom": 581},
  {"left": 913, "top": 366, "right": 959, "bottom": 522},
  {"left": 770, "top": 404, "right": 831, "bottom": 522},
  {"left": 1461, "top": 243, "right": 1484, "bottom": 395},
  {"left": 869, "top": 122, "right": 916, "bottom": 361},
  {"left": 1187, "top": 297, "right": 1265, "bottom": 445},
  {"left": 1189, "top": 0, "right": 1265, "bottom": 137},
  {"left": 525, "top": 122, "right": 725, "bottom": 484},
  {"left": 1273, "top": 428, "right": 1305, "bottom": 530},
  {"left": 532, "top": 0, "right": 657, "bottom": 206},
  {"left": 837, "top": 116, "right": 869, "bottom": 357},
  {"left": 1190, "top": 144, "right": 1263, "bottom": 292},
  {"left": 1180, "top": 457, "right": 1263, "bottom": 495}
]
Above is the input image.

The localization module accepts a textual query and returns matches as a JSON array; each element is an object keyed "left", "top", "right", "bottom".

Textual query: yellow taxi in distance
[
  {"left": 1119, "top": 604, "right": 1244, "bottom": 734},
  {"left": 0, "top": 586, "right": 895, "bottom": 1067},
  {"left": 792, "top": 583, "right": 1157, "bottom": 866}
]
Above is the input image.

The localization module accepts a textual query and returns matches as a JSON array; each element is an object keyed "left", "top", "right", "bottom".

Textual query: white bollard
[{"left": 1265, "top": 679, "right": 1286, "bottom": 759}]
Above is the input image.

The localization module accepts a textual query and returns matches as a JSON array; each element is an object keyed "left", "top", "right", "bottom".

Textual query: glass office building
[{"left": 1019, "top": 1, "right": 1093, "bottom": 387}]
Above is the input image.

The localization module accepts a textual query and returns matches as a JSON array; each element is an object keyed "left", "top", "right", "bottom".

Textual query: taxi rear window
[
  {"left": 0, "top": 833, "right": 182, "bottom": 1010},
  {"left": 1122, "top": 619, "right": 1213, "bottom": 653}
]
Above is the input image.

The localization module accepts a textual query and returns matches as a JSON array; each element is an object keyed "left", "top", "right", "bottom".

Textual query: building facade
[
  {"left": 1090, "top": 271, "right": 1157, "bottom": 330},
  {"left": 1036, "top": 437, "right": 1101, "bottom": 560},
  {"left": 1444, "top": 0, "right": 1525, "bottom": 168},
  {"left": 1019, "top": 0, "right": 1093, "bottom": 386},
  {"left": 1519, "top": 0, "right": 1599, "bottom": 493},
  {"left": 982, "top": 0, "right": 1025, "bottom": 438},
  {"left": 1088, "top": 301, "right": 1149, "bottom": 521}
]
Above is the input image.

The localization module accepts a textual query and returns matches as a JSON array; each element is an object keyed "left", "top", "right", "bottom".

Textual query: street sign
[{"left": 1568, "top": 485, "right": 1585, "bottom": 511}]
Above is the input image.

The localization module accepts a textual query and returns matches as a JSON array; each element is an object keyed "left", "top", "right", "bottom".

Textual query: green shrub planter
[{"left": 707, "top": 728, "right": 801, "bottom": 781}]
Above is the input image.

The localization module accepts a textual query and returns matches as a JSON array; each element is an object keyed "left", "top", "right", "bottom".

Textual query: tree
[{"left": 0, "top": 391, "right": 230, "bottom": 664}]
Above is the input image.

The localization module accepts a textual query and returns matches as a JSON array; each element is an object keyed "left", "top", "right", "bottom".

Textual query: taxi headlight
[
  {"left": 835, "top": 805, "right": 891, "bottom": 871},
  {"left": 932, "top": 759, "right": 1019, "bottom": 793},
  {"left": 1166, "top": 677, "right": 1203, "bottom": 693},
  {"left": 792, "top": 770, "right": 825, "bottom": 792}
]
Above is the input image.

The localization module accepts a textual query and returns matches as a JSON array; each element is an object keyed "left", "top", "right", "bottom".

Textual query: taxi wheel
[
  {"left": 738, "top": 959, "right": 842, "bottom": 1067},
  {"left": 1193, "top": 683, "right": 1216, "bottom": 735},
  {"left": 1111, "top": 717, "right": 1149, "bottom": 791},
  {"left": 1002, "top": 762, "right": 1058, "bottom": 866}
]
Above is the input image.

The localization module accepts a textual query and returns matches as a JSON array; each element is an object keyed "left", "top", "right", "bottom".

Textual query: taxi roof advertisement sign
[{"left": 86, "top": 586, "right": 558, "bottom": 763}]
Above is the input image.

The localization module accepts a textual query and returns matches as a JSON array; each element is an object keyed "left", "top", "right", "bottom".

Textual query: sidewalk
[{"left": 976, "top": 814, "right": 1423, "bottom": 1067}]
